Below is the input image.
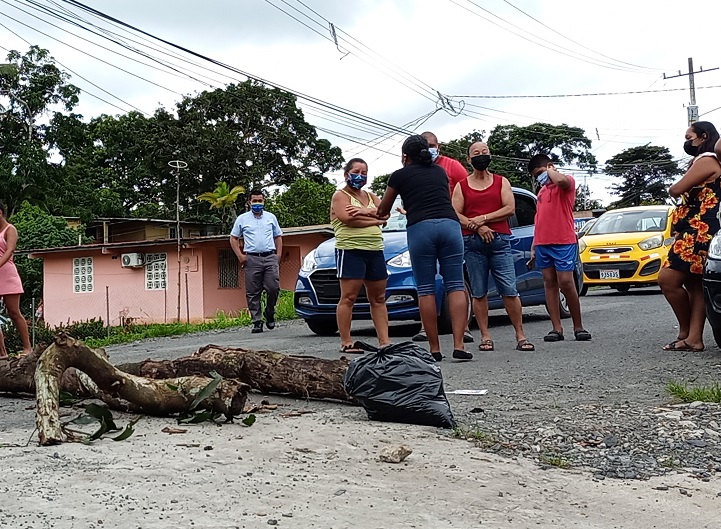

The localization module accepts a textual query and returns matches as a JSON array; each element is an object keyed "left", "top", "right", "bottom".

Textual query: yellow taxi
[{"left": 579, "top": 205, "right": 675, "bottom": 292}]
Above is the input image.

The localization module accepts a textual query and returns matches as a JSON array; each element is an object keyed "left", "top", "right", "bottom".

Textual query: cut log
[
  {"left": 117, "top": 344, "right": 352, "bottom": 402},
  {"left": 35, "top": 335, "right": 248, "bottom": 446}
]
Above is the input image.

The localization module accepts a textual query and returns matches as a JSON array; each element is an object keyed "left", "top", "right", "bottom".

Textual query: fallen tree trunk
[
  {"left": 117, "top": 344, "right": 352, "bottom": 402},
  {"left": 35, "top": 335, "right": 248, "bottom": 446}
]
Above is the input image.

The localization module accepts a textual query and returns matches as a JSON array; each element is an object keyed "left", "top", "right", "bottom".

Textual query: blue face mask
[
  {"left": 250, "top": 203, "right": 264, "bottom": 213},
  {"left": 347, "top": 173, "right": 367, "bottom": 190},
  {"left": 536, "top": 171, "right": 550, "bottom": 187},
  {"left": 428, "top": 147, "right": 439, "bottom": 162}
]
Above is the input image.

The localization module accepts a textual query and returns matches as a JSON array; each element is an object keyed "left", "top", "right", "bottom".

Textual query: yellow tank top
[{"left": 332, "top": 190, "right": 384, "bottom": 251}]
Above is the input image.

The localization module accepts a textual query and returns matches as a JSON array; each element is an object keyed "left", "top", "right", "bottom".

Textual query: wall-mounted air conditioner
[{"left": 121, "top": 253, "right": 145, "bottom": 268}]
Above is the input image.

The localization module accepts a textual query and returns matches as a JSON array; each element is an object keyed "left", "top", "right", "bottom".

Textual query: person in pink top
[
  {"left": 0, "top": 200, "right": 32, "bottom": 359},
  {"left": 528, "top": 155, "right": 591, "bottom": 342},
  {"left": 453, "top": 142, "right": 534, "bottom": 352}
]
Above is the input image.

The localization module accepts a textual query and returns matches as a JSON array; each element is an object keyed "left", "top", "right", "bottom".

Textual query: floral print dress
[{"left": 666, "top": 154, "right": 721, "bottom": 274}]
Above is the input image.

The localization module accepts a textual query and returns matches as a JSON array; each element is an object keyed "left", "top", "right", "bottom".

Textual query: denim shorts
[
  {"left": 463, "top": 233, "right": 518, "bottom": 298},
  {"left": 335, "top": 249, "right": 388, "bottom": 281},
  {"left": 535, "top": 243, "right": 577, "bottom": 272},
  {"left": 406, "top": 218, "right": 465, "bottom": 296}
]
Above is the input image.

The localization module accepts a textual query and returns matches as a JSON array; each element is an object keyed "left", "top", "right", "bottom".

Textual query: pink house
[{"left": 30, "top": 226, "right": 333, "bottom": 328}]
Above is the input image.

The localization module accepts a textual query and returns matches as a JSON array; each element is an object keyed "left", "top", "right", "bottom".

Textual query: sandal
[
  {"left": 662, "top": 340, "right": 704, "bottom": 352},
  {"left": 574, "top": 329, "right": 592, "bottom": 341},
  {"left": 478, "top": 339, "right": 494, "bottom": 351},
  {"left": 543, "top": 330, "right": 564, "bottom": 342},
  {"left": 412, "top": 331, "right": 428, "bottom": 342},
  {"left": 516, "top": 339, "right": 535, "bottom": 351},
  {"left": 340, "top": 341, "right": 374, "bottom": 354}
]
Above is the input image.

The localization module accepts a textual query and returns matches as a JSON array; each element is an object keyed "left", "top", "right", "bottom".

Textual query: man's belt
[{"left": 245, "top": 251, "right": 275, "bottom": 257}]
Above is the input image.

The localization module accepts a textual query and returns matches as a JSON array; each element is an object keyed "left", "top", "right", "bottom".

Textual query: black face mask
[
  {"left": 470, "top": 154, "right": 491, "bottom": 171},
  {"left": 684, "top": 139, "right": 699, "bottom": 157}
]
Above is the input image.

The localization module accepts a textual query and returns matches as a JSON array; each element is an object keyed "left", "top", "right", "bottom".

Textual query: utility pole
[
  {"left": 168, "top": 159, "right": 188, "bottom": 323},
  {"left": 664, "top": 58, "right": 719, "bottom": 125}
]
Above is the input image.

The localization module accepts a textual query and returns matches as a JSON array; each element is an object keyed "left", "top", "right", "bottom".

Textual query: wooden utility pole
[{"left": 664, "top": 58, "right": 718, "bottom": 124}]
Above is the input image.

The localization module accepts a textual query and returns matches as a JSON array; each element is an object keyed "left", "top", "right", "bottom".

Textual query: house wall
[{"left": 41, "top": 232, "right": 330, "bottom": 327}]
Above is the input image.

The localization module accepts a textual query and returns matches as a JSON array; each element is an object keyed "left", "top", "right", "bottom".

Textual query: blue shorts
[
  {"left": 535, "top": 243, "right": 577, "bottom": 272},
  {"left": 406, "top": 218, "right": 465, "bottom": 297},
  {"left": 464, "top": 233, "right": 518, "bottom": 298},
  {"left": 335, "top": 249, "right": 388, "bottom": 281}
]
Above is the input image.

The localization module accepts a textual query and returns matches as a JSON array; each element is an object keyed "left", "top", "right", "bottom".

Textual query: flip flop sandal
[
  {"left": 574, "top": 329, "right": 592, "bottom": 341},
  {"left": 662, "top": 340, "right": 704, "bottom": 352},
  {"left": 544, "top": 330, "right": 564, "bottom": 342},
  {"left": 516, "top": 339, "right": 535, "bottom": 351},
  {"left": 478, "top": 339, "right": 494, "bottom": 351}
]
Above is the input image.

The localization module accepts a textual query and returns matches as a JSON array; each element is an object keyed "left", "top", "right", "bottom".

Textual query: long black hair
[
  {"left": 402, "top": 135, "right": 433, "bottom": 166},
  {"left": 690, "top": 121, "right": 720, "bottom": 155}
]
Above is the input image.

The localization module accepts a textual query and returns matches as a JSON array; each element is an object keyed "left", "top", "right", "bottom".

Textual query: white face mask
[{"left": 428, "top": 147, "right": 439, "bottom": 162}]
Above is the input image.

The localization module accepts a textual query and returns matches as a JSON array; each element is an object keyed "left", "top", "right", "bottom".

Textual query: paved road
[{"left": 106, "top": 286, "right": 721, "bottom": 479}]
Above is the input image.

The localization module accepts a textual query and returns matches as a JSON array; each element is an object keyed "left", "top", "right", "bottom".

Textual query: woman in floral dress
[{"left": 660, "top": 121, "right": 721, "bottom": 352}]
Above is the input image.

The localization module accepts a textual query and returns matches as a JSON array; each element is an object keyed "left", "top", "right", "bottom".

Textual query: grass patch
[
  {"left": 538, "top": 454, "right": 571, "bottom": 469},
  {"left": 451, "top": 425, "right": 496, "bottom": 445},
  {"left": 82, "top": 290, "right": 297, "bottom": 348},
  {"left": 666, "top": 381, "right": 721, "bottom": 403}
]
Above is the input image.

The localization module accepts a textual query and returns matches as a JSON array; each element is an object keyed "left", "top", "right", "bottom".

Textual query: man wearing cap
[{"left": 230, "top": 188, "right": 283, "bottom": 333}]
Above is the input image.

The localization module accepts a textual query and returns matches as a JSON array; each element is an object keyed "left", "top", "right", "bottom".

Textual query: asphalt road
[{"left": 107, "top": 285, "right": 721, "bottom": 418}]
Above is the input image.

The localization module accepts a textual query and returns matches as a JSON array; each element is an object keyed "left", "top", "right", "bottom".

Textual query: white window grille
[
  {"left": 145, "top": 253, "right": 167, "bottom": 290},
  {"left": 73, "top": 256, "right": 94, "bottom": 293}
]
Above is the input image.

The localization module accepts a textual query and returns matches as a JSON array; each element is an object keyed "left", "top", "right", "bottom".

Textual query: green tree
[
  {"left": 574, "top": 182, "right": 603, "bottom": 211},
  {"left": 486, "top": 123, "right": 597, "bottom": 189},
  {"left": 605, "top": 146, "right": 681, "bottom": 208},
  {"left": 9, "top": 201, "right": 92, "bottom": 307},
  {"left": 0, "top": 46, "right": 80, "bottom": 214},
  {"left": 266, "top": 179, "right": 336, "bottom": 227},
  {"left": 439, "top": 129, "right": 485, "bottom": 166},
  {"left": 370, "top": 173, "right": 391, "bottom": 196},
  {"left": 197, "top": 181, "right": 245, "bottom": 231}
]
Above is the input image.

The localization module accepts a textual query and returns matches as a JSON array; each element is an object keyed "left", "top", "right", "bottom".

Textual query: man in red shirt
[{"left": 529, "top": 154, "right": 591, "bottom": 342}]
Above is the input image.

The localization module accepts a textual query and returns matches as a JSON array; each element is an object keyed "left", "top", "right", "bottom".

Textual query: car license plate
[{"left": 600, "top": 269, "right": 620, "bottom": 280}]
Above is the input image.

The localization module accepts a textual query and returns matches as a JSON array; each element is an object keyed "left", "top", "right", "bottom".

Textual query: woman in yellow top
[{"left": 330, "top": 158, "right": 390, "bottom": 353}]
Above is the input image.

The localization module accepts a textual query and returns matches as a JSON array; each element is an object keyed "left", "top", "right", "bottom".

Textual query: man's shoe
[
  {"left": 251, "top": 321, "right": 264, "bottom": 333},
  {"left": 463, "top": 330, "right": 474, "bottom": 343},
  {"left": 266, "top": 318, "right": 276, "bottom": 330}
]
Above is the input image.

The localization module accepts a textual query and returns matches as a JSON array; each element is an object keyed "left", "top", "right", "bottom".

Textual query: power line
[{"left": 452, "top": 84, "right": 721, "bottom": 99}]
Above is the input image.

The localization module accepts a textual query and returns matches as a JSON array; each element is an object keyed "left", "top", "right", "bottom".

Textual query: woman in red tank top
[{"left": 452, "top": 142, "right": 535, "bottom": 352}]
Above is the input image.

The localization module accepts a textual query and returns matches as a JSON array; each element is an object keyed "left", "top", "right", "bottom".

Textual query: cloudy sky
[{"left": 2, "top": 0, "right": 721, "bottom": 205}]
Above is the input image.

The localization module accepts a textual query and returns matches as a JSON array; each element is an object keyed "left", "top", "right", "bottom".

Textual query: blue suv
[{"left": 294, "top": 187, "right": 583, "bottom": 335}]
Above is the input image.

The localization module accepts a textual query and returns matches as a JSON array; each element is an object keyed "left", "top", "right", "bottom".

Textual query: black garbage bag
[{"left": 343, "top": 341, "right": 456, "bottom": 428}]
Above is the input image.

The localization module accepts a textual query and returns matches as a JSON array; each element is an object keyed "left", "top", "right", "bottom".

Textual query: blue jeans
[
  {"left": 406, "top": 219, "right": 465, "bottom": 296},
  {"left": 463, "top": 232, "right": 518, "bottom": 298}
]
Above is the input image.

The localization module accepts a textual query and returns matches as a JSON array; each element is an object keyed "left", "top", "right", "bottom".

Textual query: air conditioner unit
[{"left": 121, "top": 252, "right": 145, "bottom": 268}]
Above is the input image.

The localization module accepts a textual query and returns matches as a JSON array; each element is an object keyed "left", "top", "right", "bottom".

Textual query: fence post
[
  {"left": 105, "top": 285, "right": 110, "bottom": 338},
  {"left": 31, "top": 297, "right": 36, "bottom": 349},
  {"left": 185, "top": 272, "right": 190, "bottom": 324}
]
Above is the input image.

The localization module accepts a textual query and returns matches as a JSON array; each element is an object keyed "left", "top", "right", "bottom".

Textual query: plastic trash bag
[{"left": 343, "top": 341, "right": 456, "bottom": 428}]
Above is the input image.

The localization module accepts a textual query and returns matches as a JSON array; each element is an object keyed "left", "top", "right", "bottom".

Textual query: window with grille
[
  {"left": 73, "top": 256, "right": 94, "bottom": 293},
  {"left": 145, "top": 253, "right": 167, "bottom": 290},
  {"left": 218, "top": 249, "right": 239, "bottom": 289}
]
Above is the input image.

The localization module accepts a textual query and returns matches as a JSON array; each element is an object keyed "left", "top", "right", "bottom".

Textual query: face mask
[
  {"left": 428, "top": 147, "right": 439, "bottom": 162},
  {"left": 536, "top": 171, "right": 550, "bottom": 187},
  {"left": 470, "top": 154, "right": 491, "bottom": 171},
  {"left": 684, "top": 139, "right": 700, "bottom": 157},
  {"left": 250, "top": 203, "right": 264, "bottom": 213},
  {"left": 347, "top": 173, "right": 367, "bottom": 190}
]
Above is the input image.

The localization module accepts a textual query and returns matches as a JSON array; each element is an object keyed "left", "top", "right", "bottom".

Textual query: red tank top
[{"left": 459, "top": 174, "right": 511, "bottom": 236}]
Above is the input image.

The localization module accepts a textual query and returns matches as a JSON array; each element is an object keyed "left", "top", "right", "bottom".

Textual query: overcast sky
[{"left": 2, "top": 0, "right": 721, "bottom": 205}]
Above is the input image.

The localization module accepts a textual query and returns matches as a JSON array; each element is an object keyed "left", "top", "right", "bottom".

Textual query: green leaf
[
  {"left": 178, "top": 411, "right": 220, "bottom": 424},
  {"left": 59, "top": 390, "right": 81, "bottom": 406},
  {"left": 86, "top": 417, "right": 110, "bottom": 442},
  {"left": 84, "top": 403, "right": 119, "bottom": 431},
  {"left": 241, "top": 414, "right": 256, "bottom": 427},
  {"left": 111, "top": 417, "right": 141, "bottom": 441},
  {"left": 165, "top": 383, "right": 179, "bottom": 391},
  {"left": 190, "top": 371, "right": 222, "bottom": 411}
]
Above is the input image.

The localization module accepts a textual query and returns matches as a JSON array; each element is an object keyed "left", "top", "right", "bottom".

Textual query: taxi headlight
[
  {"left": 638, "top": 234, "right": 663, "bottom": 251},
  {"left": 708, "top": 234, "right": 721, "bottom": 259},
  {"left": 578, "top": 238, "right": 587, "bottom": 253}
]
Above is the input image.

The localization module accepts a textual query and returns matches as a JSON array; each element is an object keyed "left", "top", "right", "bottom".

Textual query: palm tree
[{"left": 197, "top": 181, "right": 245, "bottom": 230}]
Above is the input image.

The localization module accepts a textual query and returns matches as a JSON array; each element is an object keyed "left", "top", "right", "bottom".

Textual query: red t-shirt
[
  {"left": 459, "top": 175, "right": 512, "bottom": 236},
  {"left": 534, "top": 175, "right": 577, "bottom": 245},
  {"left": 436, "top": 155, "right": 468, "bottom": 196}
]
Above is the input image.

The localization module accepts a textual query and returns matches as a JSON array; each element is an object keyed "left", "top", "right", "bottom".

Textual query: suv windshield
[
  {"left": 589, "top": 209, "right": 667, "bottom": 235},
  {"left": 382, "top": 199, "right": 408, "bottom": 231}
]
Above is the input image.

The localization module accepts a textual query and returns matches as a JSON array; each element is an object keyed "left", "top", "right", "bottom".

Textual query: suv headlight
[
  {"left": 638, "top": 234, "right": 663, "bottom": 251},
  {"left": 387, "top": 250, "right": 411, "bottom": 268},
  {"left": 709, "top": 234, "right": 721, "bottom": 259},
  {"left": 301, "top": 251, "right": 318, "bottom": 272}
]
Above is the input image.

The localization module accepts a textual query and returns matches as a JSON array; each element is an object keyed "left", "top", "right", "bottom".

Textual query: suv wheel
[{"left": 306, "top": 319, "right": 338, "bottom": 336}]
